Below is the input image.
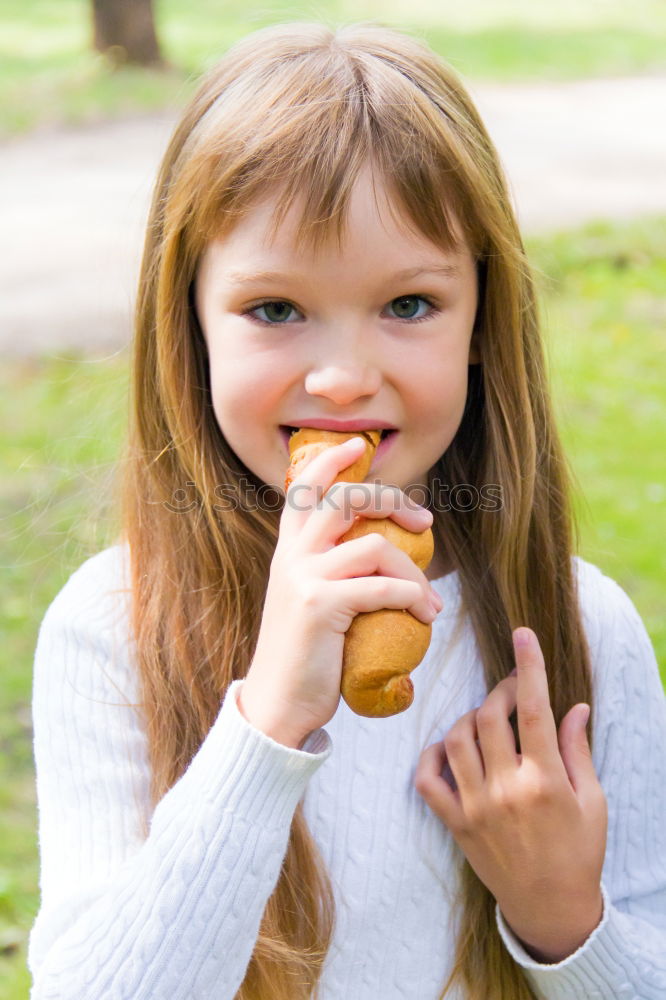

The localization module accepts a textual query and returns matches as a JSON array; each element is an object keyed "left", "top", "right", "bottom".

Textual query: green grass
[
  {"left": 1, "top": 0, "right": 666, "bottom": 135},
  {"left": 526, "top": 217, "right": 666, "bottom": 667},
  {"left": 1, "top": 216, "right": 665, "bottom": 995},
  {"left": 0, "top": 353, "right": 128, "bottom": 996}
]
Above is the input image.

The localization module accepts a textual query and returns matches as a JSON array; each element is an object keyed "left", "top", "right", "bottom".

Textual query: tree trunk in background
[{"left": 92, "top": 0, "right": 163, "bottom": 67}]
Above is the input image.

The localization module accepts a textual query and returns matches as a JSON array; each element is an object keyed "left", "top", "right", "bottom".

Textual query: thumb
[{"left": 558, "top": 703, "right": 593, "bottom": 792}]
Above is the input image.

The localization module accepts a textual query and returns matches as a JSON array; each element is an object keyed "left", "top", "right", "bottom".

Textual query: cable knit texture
[{"left": 28, "top": 544, "right": 666, "bottom": 1000}]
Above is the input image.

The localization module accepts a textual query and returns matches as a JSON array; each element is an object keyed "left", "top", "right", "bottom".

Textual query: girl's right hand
[{"left": 237, "top": 437, "right": 442, "bottom": 748}]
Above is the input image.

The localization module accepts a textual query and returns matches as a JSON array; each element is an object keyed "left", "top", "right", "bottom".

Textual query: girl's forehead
[{"left": 207, "top": 164, "right": 470, "bottom": 265}]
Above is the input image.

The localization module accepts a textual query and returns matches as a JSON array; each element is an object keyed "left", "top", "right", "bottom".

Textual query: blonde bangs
[{"left": 168, "top": 21, "right": 487, "bottom": 267}]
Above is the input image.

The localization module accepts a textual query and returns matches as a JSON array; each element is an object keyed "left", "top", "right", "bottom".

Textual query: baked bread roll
[{"left": 284, "top": 427, "right": 434, "bottom": 718}]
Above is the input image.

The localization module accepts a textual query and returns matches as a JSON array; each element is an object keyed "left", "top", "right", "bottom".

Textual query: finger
[
  {"left": 317, "top": 534, "right": 440, "bottom": 624},
  {"left": 298, "top": 480, "right": 432, "bottom": 553},
  {"left": 442, "top": 708, "right": 485, "bottom": 797},
  {"left": 282, "top": 436, "right": 368, "bottom": 533},
  {"left": 558, "top": 703, "right": 597, "bottom": 797},
  {"left": 323, "top": 575, "right": 434, "bottom": 624},
  {"left": 414, "top": 741, "right": 465, "bottom": 829},
  {"left": 475, "top": 674, "right": 521, "bottom": 778},
  {"left": 512, "top": 627, "right": 560, "bottom": 766}
]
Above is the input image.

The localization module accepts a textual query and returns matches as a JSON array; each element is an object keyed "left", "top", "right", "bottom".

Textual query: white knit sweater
[{"left": 28, "top": 544, "right": 666, "bottom": 1000}]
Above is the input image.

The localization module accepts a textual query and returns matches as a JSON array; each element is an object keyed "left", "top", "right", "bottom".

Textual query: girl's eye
[
  {"left": 242, "top": 294, "right": 438, "bottom": 326},
  {"left": 386, "top": 295, "right": 437, "bottom": 322},
  {"left": 246, "top": 301, "right": 300, "bottom": 324}
]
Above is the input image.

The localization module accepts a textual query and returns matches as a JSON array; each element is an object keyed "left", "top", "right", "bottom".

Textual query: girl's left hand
[{"left": 414, "top": 627, "right": 608, "bottom": 963}]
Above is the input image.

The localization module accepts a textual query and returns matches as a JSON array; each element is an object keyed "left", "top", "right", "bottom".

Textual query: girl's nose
[{"left": 304, "top": 363, "right": 382, "bottom": 405}]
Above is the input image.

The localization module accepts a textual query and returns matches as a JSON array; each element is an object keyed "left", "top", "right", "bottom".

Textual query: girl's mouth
[
  {"left": 279, "top": 426, "right": 298, "bottom": 451},
  {"left": 371, "top": 428, "right": 398, "bottom": 470},
  {"left": 279, "top": 426, "right": 398, "bottom": 465}
]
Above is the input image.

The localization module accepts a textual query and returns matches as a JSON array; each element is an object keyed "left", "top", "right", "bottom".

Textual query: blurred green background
[
  {"left": 2, "top": 0, "right": 666, "bottom": 135},
  {"left": 1, "top": 1, "right": 665, "bottom": 996}
]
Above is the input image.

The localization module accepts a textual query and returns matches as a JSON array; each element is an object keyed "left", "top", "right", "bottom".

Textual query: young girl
[{"left": 28, "top": 20, "right": 666, "bottom": 1000}]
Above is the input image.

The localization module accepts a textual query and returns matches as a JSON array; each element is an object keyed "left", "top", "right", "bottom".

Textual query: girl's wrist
[
  {"left": 501, "top": 889, "right": 604, "bottom": 963},
  {"left": 236, "top": 682, "right": 311, "bottom": 749}
]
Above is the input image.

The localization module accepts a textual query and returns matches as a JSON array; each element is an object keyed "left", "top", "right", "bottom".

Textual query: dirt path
[{"left": 2, "top": 75, "right": 665, "bottom": 357}]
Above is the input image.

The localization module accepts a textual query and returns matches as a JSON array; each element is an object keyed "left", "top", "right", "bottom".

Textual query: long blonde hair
[{"left": 119, "top": 20, "right": 594, "bottom": 999}]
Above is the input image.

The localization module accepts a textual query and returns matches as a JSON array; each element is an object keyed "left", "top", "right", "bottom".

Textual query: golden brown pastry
[{"left": 284, "top": 427, "right": 434, "bottom": 718}]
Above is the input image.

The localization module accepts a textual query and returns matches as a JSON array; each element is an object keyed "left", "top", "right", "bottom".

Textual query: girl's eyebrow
[{"left": 224, "top": 263, "right": 462, "bottom": 286}]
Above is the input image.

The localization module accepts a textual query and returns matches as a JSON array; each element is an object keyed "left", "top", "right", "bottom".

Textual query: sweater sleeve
[
  {"left": 494, "top": 567, "right": 666, "bottom": 1000},
  {"left": 27, "top": 549, "right": 332, "bottom": 1000}
]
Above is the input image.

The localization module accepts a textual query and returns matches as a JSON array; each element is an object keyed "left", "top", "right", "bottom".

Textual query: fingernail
[
  {"left": 514, "top": 628, "right": 531, "bottom": 648},
  {"left": 430, "top": 590, "right": 443, "bottom": 609},
  {"left": 344, "top": 437, "right": 365, "bottom": 449}
]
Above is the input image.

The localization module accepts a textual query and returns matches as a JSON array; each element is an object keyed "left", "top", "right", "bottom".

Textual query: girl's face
[{"left": 194, "top": 164, "right": 480, "bottom": 501}]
